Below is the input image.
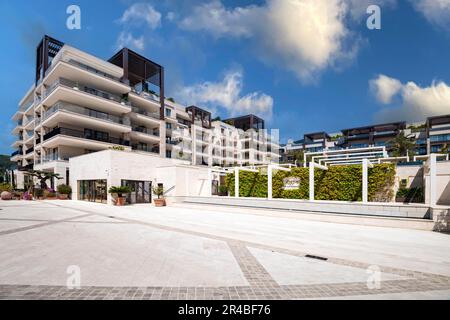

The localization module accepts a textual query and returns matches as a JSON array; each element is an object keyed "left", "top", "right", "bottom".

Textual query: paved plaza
[{"left": 0, "top": 200, "right": 449, "bottom": 300}]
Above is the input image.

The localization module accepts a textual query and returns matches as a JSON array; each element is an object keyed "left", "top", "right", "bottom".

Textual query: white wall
[{"left": 69, "top": 149, "right": 210, "bottom": 205}]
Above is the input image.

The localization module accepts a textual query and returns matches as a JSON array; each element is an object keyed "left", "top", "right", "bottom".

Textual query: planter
[
  {"left": 154, "top": 199, "right": 166, "bottom": 207},
  {"left": 395, "top": 197, "right": 406, "bottom": 203},
  {"left": 116, "top": 197, "right": 126, "bottom": 206},
  {"left": 58, "top": 194, "right": 69, "bottom": 200},
  {"left": 1, "top": 191, "right": 12, "bottom": 200}
]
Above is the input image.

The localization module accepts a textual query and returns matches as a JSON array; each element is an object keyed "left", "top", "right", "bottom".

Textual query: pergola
[
  {"left": 207, "top": 152, "right": 441, "bottom": 206},
  {"left": 208, "top": 155, "right": 375, "bottom": 203}
]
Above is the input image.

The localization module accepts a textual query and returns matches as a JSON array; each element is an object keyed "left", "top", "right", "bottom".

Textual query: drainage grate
[{"left": 305, "top": 254, "right": 328, "bottom": 261}]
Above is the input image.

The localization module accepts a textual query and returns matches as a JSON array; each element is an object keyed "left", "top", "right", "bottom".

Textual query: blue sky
[{"left": 1, "top": 0, "right": 450, "bottom": 154}]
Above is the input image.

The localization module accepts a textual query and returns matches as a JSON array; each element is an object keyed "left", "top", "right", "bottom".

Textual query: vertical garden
[{"left": 225, "top": 163, "right": 396, "bottom": 202}]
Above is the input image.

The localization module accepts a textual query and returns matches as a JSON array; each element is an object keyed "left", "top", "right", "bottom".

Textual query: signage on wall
[{"left": 283, "top": 177, "right": 301, "bottom": 190}]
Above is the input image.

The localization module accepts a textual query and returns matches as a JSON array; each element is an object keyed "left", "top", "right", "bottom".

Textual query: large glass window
[
  {"left": 122, "top": 180, "right": 152, "bottom": 204},
  {"left": 78, "top": 180, "right": 107, "bottom": 204}
]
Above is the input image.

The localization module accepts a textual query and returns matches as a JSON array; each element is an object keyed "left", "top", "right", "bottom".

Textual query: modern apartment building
[
  {"left": 10, "top": 35, "right": 280, "bottom": 189},
  {"left": 281, "top": 116, "right": 450, "bottom": 163}
]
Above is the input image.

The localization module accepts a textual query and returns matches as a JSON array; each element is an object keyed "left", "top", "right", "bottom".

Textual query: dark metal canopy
[
  {"left": 341, "top": 122, "right": 406, "bottom": 136},
  {"left": 36, "top": 35, "right": 64, "bottom": 85},
  {"left": 223, "top": 114, "right": 265, "bottom": 131}
]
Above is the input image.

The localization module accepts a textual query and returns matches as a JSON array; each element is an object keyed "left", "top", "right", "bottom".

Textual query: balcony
[
  {"left": 42, "top": 78, "right": 131, "bottom": 114},
  {"left": 43, "top": 57, "right": 129, "bottom": 94},
  {"left": 25, "top": 147, "right": 34, "bottom": 155},
  {"left": 132, "top": 145, "right": 160, "bottom": 155},
  {"left": 65, "top": 59, "right": 122, "bottom": 83},
  {"left": 43, "top": 127, "right": 130, "bottom": 149},
  {"left": 11, "top": 150, "right": 21, "bottom": 157},
  {"left": 42, "top": 102, "right": 131, "bottom": 133},
  {"left": 131, "top": 107, "right": 161, "bottom": 125}
]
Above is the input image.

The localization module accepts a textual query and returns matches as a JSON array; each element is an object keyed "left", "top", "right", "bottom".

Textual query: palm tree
[
  {"left": 24, "top": 170, "right": 62, "bottom": 190},
  {"left": 387, "top": 131, "right": 415, "bottom": 157}
]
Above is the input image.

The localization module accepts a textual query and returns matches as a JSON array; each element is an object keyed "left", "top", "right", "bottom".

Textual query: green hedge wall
[{"left": 225, "top": 163, "right": 395, "bottom": 202}]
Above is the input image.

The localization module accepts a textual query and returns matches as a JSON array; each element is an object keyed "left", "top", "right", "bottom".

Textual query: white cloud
[
  {"left": 370, "top": 74, "right": 403, "bottom": 104},
  {"left": 371, "top": 74, "right": 450, "bottom": 122},
  {"left": 116, "top": 32, "right": 145, "bottom": 51},
  {"left": 178, "top": 0, "right": 364, "bottom": 83},
  {"left": 177, "top": 69, "right": 273, "bottom": 118},
  {"left": 118, "top": 3, "right": 162, "bottom": 29},
  {"left": 179, "top": 1, "right": 261, "bottom": 38},
  {"left": 410, "top": 0, "right": 450, "bottom": 30}
]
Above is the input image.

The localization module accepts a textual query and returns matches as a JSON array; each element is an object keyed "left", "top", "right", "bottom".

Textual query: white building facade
[{"left": 10, "top": 35, "right": 280, "bottom": 199}]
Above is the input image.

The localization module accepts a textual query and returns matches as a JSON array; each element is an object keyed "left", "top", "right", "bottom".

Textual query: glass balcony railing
[
  {"left": 66, "top": 59, "right": 122, "bottom": 82},
  {"left": 44, "top": 102, "right": 130, "bottom": 126},
  {"left": 11, "top": 150, "right": 21, "bottom": 157},
  {"left": 132, "top": 127, "right": 160, "bottom": 137},
  {"left": 43, "top": 127, "right": 130, "bottom": 146},
  {"left": 132, "top": 107, "right": 160, "bottom": 120},
  {"left": 44, "top": 78, "right": 129, "bottom": 106},
  {"left": 131, "top": 145, "right": 159, "bottom": 154},
  {"left": 430, "top": 134, "right": 450, "bottom": 143}
]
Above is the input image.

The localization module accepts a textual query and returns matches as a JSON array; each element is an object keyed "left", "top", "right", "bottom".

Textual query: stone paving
[{"left": 0, "top": 200, "right": 450, "bottom": 300}]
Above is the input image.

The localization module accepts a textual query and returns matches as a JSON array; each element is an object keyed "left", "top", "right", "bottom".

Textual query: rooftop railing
[{"left": 66, "top": 59, "right": 122, "bottom": 82}]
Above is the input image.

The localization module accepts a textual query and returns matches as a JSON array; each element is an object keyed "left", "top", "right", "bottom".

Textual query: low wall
[{"left": 180, "top": 196, "right": 431, "bottom": 219}]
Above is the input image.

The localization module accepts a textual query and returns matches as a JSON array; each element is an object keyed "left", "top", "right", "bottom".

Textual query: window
[
  {"left": 166, "top": 123, "right": 172, "bottom": 130},
  {"left": 166, "top": 150, "right": 172, "bottom": 158},
  {"left": 430, "top": 134, "right": 450, "bottom": 143},
  {"left": 165, "top": 108, "right": 172, "bottom": 117}
]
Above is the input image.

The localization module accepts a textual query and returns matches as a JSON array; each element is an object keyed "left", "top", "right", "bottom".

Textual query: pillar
[
  {"left": 362, "top": 158, "right": 368, "bottom": 203},
  {"left": 234, "top": 167, "right": 239, "bottom": 198},
  {"left": 430, "top": 154, "right": 437, "bottom": 206},
  {"left": 268, "top": 165, "right": 273, "bottom": 200},
  {"left": 309, "top": 163, "right": 314, "bottom": 201},
  {"left": 208, "top": 169, "right": 212, "bottom": 196}
]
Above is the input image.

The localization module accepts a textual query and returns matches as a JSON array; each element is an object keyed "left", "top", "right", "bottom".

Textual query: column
[
  {"left": 208, "top": 169, "right": 212, "bottom": 197},
  {"left": 430, "top": 154, "right": 437, "bottom": 206},
  {"left": 267, "top": 165, "right": 273, "bottom": 200},
  {"left": 234, "top": 167, "right": 239, "bottom": 198},
  {"left": 309, "top": 163, "right": 315, "bottom": 201},
  {"left": 362, "top": 159, "right": 368, "bottom": 203}
]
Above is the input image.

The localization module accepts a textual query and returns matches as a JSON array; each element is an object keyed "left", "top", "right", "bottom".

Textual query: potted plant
[
  {"left": 152, "top": 185, "right": 166, "bottom": 207},
  {"left": 0, "top": 183, "right": 13, "bottom": 200},
  {"left": 108, "top": 186, "right": 131, "bottom": 206},
  {"left": 46, "top": 191, "right": 57, "bottom": 200},
  {"left": 34, "top": 188, "right": 44, "bottom": 200},
  {"left": 218, "top": 185, "right": 228, "bottom": 197},
  {"left": 23, "top": 191, "right": 33, "bottom": 201},
  {"left": 57, "top": 184, "right": 72, "bottom": 200}
]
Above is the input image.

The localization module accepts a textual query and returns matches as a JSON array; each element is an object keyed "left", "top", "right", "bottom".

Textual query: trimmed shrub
[
  {"left": 0, "top": 183, "right": 12, "bottom": 193},
  {"left": 225, "top": 164, "right": 396, "bottom": 202},
  {"left": 57, "top": 184, "right": 72, "bottom": 195}
]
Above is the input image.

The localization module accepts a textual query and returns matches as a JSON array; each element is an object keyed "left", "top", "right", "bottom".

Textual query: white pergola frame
[{"left": 208, "top": 157, "right": 374, "bottom": 204}]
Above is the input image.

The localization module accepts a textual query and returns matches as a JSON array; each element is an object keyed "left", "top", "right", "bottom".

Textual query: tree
[
  {"left": 24, "top": 170, "right": 62, "bottom": 189},
  {"left": 387, "top": 131, "right": 416, "bottom": 157},
  {"left": 440, "top": 143, "right": 449, "bottom": 154},
  {"left": 0, "top": 155, "right": 16, "bottom": 187}
]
